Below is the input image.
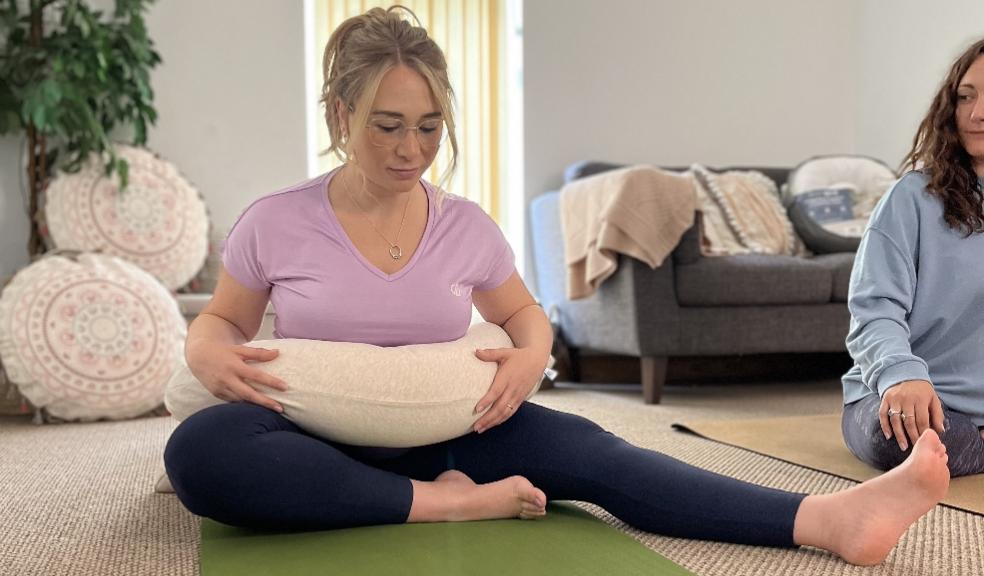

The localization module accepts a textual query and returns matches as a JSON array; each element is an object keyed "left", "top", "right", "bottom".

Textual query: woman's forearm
[
  {"left": 185, "top": 312, "right": 250, "bottom": 356},
  {"left": 501, "top": 304, "right": 553, "bottom": 361}
]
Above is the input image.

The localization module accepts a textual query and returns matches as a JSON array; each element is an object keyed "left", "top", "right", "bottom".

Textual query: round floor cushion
[
  {"left": 44, "top": 145, "right": 209, "bottom": 290},
  {"left": 164, "top": 322, "right": 537, "bottom": 448},
  {"left": 0, "top": 253, "right": 186, "bottom": 421}
]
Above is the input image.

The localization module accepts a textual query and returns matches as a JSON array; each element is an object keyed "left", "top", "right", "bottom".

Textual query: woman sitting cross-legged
[{"left": 164, "top": 6, "right": 950, "bottom": 567}]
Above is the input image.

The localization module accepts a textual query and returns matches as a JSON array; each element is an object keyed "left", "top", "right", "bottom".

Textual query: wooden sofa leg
[{"left": 641, "top": 356, "right": 668, "bottom": 404}]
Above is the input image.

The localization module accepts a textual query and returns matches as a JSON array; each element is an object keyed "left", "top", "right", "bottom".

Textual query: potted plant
[{"left": 0, "top": 0, "right": 161, "bottom": 258}]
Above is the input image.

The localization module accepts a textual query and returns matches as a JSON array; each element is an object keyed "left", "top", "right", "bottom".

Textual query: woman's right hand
[
  {"left": 879, "top": 379, "right": 945, "bottom": 451},
  {"left": 186, "top": 342, "right": 289, "bottom": 413}
]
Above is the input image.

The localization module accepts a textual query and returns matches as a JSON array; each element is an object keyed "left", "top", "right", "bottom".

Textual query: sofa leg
[{"left": 641, "top": 356, "right": 668, "bottom": 404}]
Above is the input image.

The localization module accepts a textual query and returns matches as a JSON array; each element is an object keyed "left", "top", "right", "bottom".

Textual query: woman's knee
[
  {"left": 512, "top": 403, "right": 606, "bottom": 436},
  {"left": 164, "top": 403, "right": 284, "bottom": 512},
  {"left": 841, "top": 408, "right": 908, "bottom": 470}
]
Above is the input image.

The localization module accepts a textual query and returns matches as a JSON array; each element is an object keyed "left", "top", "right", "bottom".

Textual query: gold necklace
[{"left": 340, "top": 169, "right": 412, "bottom": 260}]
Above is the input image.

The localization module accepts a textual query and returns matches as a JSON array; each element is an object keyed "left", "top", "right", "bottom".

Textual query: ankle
[
  {"left": 407, "top": 479, "right": 452, "bottom": 523},
  {"left": 792, "top": 494, "right": 835, "bottom": 549}
]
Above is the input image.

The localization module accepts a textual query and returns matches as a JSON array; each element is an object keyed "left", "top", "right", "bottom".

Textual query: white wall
[
  {"left": 525, "top": 0, "right": 984, "bottom": 199},
  {"left": 855, "top": 1, "right": 984, "bottom": 166},
  {"left": 0, "top": 137, "right": 30, "bottom": 282},
  {"left": 0, "top": 0, "right": 309, "bottom": 283},
  {"left": 145, "top": 0, "right": 309, "bottom": 231},
  {"left": 524, "top": 0, "right": 859, "bottom": 200}
]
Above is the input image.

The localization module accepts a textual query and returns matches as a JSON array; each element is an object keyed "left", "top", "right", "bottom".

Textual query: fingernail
[
  {"left": 475, "top": 405, "right": 487, "bottom": 414},
  {"left": 884, "top": 431, "right": 891, "bottom": 439}
]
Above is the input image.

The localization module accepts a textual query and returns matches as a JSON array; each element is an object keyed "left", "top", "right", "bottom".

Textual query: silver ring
[{"left": 888, "top": 408, "right": 901, "bottom": 417}]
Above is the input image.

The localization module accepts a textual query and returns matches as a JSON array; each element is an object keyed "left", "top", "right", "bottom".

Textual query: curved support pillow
[
  {"left": 786, "top": 186, "right": 864, "bottom": 254},
  {"left": 165, "top": 322, "right": 538, "bottom": 448}
]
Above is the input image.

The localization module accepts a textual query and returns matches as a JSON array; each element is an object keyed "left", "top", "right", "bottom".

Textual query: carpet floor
[{"left": 2, "top": 378, "right": 979, "bottom": 576}]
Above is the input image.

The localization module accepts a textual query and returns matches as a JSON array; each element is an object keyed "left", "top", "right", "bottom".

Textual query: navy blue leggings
[{"left": 164, "top": 402, "right": 804, "bottom": 547}]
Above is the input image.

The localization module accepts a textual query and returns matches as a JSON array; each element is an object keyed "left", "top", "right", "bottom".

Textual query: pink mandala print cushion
[
  {"left": 44, "top": 145, "right": 209, "bottom": 290},
  {"left": 0, "top": 253, "right": 186, "bottom": 421}
]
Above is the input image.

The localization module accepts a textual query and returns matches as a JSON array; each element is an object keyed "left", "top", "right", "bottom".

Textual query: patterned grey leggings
[{"left": 842, "top": 393, "right": 984, "bottom": 477}]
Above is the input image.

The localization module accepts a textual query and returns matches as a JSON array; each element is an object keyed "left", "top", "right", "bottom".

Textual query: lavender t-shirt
[{"left": 222, "top": 169, "right": 515, "bottom": 346}]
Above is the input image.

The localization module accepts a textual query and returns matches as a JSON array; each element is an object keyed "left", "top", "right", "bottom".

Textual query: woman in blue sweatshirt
[{"left": 843, "top": 37, "right": 984, "bottom": 476}]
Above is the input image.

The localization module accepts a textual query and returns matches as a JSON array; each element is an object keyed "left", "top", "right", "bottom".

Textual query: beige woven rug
[
  {"left": 674, "top": 413, "right": 984, "bottom": 515},
  {"left": 2, "top": 380, "right": 982, "bottom": 576}
]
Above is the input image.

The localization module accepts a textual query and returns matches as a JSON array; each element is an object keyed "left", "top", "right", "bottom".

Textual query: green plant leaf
[
  {"left": 3, "top": 0, "right": 162, "bottom": 255},
  {"left": 116, "top": 157, "right": 129, "bottom": 189}
]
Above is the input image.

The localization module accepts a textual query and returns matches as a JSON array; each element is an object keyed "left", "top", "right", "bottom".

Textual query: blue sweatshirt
[{"left": 842, "top": 171, "right": 984, "bottom": 425}]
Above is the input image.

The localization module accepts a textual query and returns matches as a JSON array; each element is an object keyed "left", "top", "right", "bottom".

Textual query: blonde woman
[{"left": 165, "top": 6, "right": 949, "bottom": 566}]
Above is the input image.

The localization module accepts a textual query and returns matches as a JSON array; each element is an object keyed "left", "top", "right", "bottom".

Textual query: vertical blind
[{"left": 314, "top": 0, "right": 503, "bottom": 221}]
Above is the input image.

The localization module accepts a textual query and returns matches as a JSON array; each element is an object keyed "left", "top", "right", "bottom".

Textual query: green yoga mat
[{"left": 200, "top": 502, "right": 693, "bottom": 576}]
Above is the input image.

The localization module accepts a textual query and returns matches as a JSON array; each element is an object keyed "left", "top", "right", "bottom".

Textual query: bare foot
[
  {"left": 794, "top": 429, "right": 950, "bottom": 566},
  {"left": 408, "top": 469, "right": 547, "bottom": 523}
]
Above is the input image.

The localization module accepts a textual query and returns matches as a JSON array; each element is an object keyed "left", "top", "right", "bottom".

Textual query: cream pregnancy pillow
[{"left": 165, "top": 322, "right": 536, "bottom": 448}]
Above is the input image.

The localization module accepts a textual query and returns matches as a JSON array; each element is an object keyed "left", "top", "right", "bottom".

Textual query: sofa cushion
[
  {"left": 676, "top": 254, "right": 833, "bottom": 306},
  {"left": 812, "top": 252, "right": 856, "bottom": 302}
]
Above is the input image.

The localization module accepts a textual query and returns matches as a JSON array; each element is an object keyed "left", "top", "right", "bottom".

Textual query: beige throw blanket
[{"left": 560, "top": 166, "right": 696, "bottom": 300}]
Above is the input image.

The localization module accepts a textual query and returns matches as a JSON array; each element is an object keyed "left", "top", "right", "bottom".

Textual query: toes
[{"left": 520, "top": 506, "right": 546, "bottom": 520}]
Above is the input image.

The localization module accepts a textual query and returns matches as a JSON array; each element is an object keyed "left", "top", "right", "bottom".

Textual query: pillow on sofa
[
  {"left": 44, "top": 145, "right": 210, "bottom": 291},
  {"left": 787, "top": 186, "right": 864, "bottom": 254},
  {"left": 784, "top": 155, "right": 896, "bottom": 220},
  {"left": 0, "top": 253, "right": 186, "bottom": 421},
  {"left": 164, "top": 322, "right": 538, "bottom": 448}
]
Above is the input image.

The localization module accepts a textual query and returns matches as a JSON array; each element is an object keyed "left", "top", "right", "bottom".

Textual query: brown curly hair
[{"left": 901, "top": 38, "right": 984, "bottom": 235}]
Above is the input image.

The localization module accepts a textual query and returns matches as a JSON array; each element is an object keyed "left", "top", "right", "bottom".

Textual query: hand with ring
[
  {"left": 471, "top": 346, "right": 545, "bottom": 434},
  {"left": 878, "top": 379, "right": 945, "bottom": 451}
]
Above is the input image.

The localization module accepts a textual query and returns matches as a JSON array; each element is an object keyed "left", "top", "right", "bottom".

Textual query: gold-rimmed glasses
[{"left": 365, "top": 117, "right": 445, "bottom": 149}]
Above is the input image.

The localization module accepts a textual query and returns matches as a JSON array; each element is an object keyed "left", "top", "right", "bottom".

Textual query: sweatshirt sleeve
[{"left": 845, "top": 178, "right": 931, "bottom": 396}]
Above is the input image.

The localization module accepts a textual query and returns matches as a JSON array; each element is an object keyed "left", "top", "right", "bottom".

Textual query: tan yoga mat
[{"left": 673, "top": 413, "right": 984, "bottom": 515}]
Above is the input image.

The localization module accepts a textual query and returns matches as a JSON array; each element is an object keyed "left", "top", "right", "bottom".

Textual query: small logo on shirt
[{"left": 450, "top": 283, "right": 473, "bottom": 297}]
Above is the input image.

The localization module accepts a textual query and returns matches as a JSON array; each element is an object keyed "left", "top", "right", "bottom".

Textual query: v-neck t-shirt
[{"left": 221, "top": 168, "right": 515, "bottom": 346}]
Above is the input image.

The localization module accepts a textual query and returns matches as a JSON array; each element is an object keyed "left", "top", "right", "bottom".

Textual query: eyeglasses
[{"left": 365, "top": 117, "right": 445, "bottom": 149}]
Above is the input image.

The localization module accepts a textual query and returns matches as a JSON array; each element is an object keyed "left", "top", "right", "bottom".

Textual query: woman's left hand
[{"left": 472, "top": 346, "right": 544, "bottom": 433}]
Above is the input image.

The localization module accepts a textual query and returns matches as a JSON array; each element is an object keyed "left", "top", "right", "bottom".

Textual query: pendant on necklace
[{"left": 389, "top": 245, "right": 403, "bottom": 260}]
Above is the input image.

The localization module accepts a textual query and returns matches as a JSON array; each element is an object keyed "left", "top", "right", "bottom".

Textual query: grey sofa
[{"left": 529, "top": 161, "right": 854, "bottom": 403}]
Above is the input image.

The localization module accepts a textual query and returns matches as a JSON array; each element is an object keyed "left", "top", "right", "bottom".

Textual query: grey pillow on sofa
[{"left": 787, "top": 187, "right": 863, "bottom": 254}]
